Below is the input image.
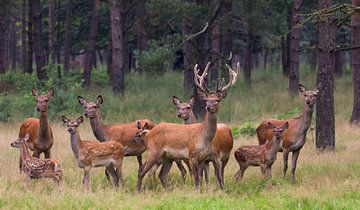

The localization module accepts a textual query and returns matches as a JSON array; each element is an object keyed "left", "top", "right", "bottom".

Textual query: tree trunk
[
  {"left": 26, "top": 0, "right": 33, "bottom": 74},
  {"left": 137, "top": 0, "right": 147, "bottom": 73},
  {"left": 83, "top": 0, "right": 100, "bottom": 86},
  {"left": 281, "top": 36, "right": 288, "bottom": 76},
  {"left": 350, "top": 0, "right": 360, "bottom": 125},
  {"left": 210, "top": 23, "right": 220, "bottom": 81},
  {"left": 316, "top": 0, "right": 336, "bottom": 150},
  {"left": 21, "top": 0, "right": 27, "bottom": 73},
  {"left": 107, "top": 35, "right": 112, "bottom": 83},
  {"left": 9, "top": 13, "right": 17, "bottom": 71},
  {"left": 182, "top": 21, "right": 193, "bottom": 90},
  {"left": 63, "top": 0, "right": 73, "bottom": 73},
  {"left": 335, "top": 50, "right": 344, "bottom": 77},
  {"left": 111, "top": 0, "right": 126, "bottom": 94},
  {"left": 0, "top": 0, "right": 10, "bottom": 73},
  {"left": 288, "top": 0, "right": 302, "bottom": 94},
  {"left": 30, "top": 0, "right": 47, "bottom": 80},
  {"left": 263, "top": 48, "right": 268, "bottom": 70},
  {"left": 243, "top": 0, "right": 253, "bottom": 86},
  {"left": 221, "top": 0, "right": 232, "bottom": 67},
  {"left": 48, "top": 0, "right": 56, "bottom": 63}
]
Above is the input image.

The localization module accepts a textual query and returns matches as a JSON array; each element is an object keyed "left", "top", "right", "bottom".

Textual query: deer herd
[{"left": 9, "top": 61, "right": 321, "bottom": 192}]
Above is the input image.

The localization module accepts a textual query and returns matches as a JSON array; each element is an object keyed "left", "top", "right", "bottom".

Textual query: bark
[
  {"left": 137, "top": 0, "right": 148, "bottom": 73},
  {"left": 26, "top": 0, "right": 33, "bottom": 74},
  {"left": 335, "top": 50, "right": 344, "bottom": 77},
  {"left": 182, "top": 21, "right": 193, "bottom": 90},
  {"left": 281, "top": 36, "right": 288, "bottom": 76},
  {"left": 0, "top": 1, "right": 10, "bottom": 73},
  {"left": 30, "top": 0, "right": 47, "bottom": 80},
  {"left": 9, "top": 13, "right": 17, "bottom": 70},
  {"left": 263, "top": 48, "right": 268, "bottom": 70},
  {"left": 243, "top": 0, "right": 254, "bottom": 86},
  {"left": 21, "top": 0, "right": 27, "bottom": 72},
  {"left": 107, "top": 36, "right": 112, "bottom": 83},
  {"left": 350, "top": 0, "right": 360, "bottom": 125},
  {"left": 288, "top": 0, "right": 302, "bottom": 94},
  {"left": 111, "top": 0, "right": 126, "bottom": 94},
  {"left": 63, "top": 0, "right": 73, "bottom": 72},
  {"left": 83, "top": 0, "right": 100, "bottom": 86},
  {"left": 210, "top": 23, "right": 220, "bottom": 81},
  {"left": 48, "top": 0, "right": 56, "bottom": 63},
  {"left": 316, "top": 0, "right": 336, "bottom": 150},
  {"left": 221, "top": 0, "right": 232, "bottom": 66}
]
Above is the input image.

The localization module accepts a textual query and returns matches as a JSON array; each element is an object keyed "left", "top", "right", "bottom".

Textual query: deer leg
[
  {"left": 158, "top": 160, "right": 172, "bottom": 190},
  {"left": 283, "top": 149, "right": 290, "bottom": 178},
  {"left": 237, "top": 164, "right": 247, "bottom": 181},
  {"left": 148, "top": 164, "right": 159, "bottom": 182},
  {"left": 190, "top": 159, "right": 200, "bottom": 189},
  {"left": 203, "top": 161, "right": 210, "bottom": 185},
  {"left": 105, "top": 165, "right": 119, "bottom": 187},
  {"left": 212, "top": 159, "right": 224, "bottom": 190},
  {"left": 175, "top": 160, "right": 187, "bottom": 181},
  {"left": 137, "top": 159, "right": 157, "bottom": 192},
  {"left": 136, "top": 155, "right": 143, "bottom": 172},
  {"left": 82, "top": 166, "right": 91, "bottom": 187},
  {"left": 23, "top": 175, "right": 31, "bottom": 189},
  {"left": 291, "top": 150, "right": 301, "bottom": 183},
  {"left": 184, "top": 159, "right": 193, "bottom": 177},
  {"left": 260, "top": 164, "right": 266, "bottom": 178},
  {"left": 114, "top": 161, "right": 124, "bottom": 188},
  {"left": 44, "top": 150, "right": 51, "bottom": 159},
  {"left": 18, "top": 157, "right": 22, "bottom": 173}
]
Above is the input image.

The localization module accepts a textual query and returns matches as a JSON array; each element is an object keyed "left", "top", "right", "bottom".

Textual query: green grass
[{"left": 0, "top": 65, "right": 359, "bottom": 209}]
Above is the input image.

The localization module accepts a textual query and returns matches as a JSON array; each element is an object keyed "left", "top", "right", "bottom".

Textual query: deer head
[
  {"left": 78, "top": 95, "right": 103, "bottom": 118},
  {"left": 172, "top": 96, "right": 195, "bottom": 120},
  {"left": 131, "top": 121, "right": 149, "bottom": 145},
  {"left": 267, "top": 122, "right": 289, "bottom": 139},
  {"left": 298, "top": 83, "right": 321, "bottom": 108},
  {"left": 194, "top": 62, "right": 239, "bottom": 113},
  {"left": 62, "top": 115, "right": 84, "bottom": 134},
  {"left": 11, "top": 134, "right": 30, "bottom": 148},
  {"left": 31, "top": 88, "right": 54, "bottom": 112}
]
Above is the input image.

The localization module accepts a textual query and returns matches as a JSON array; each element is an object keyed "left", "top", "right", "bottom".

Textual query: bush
[{"left": 232, "top": 121, "right": 257, "bottom": 138}]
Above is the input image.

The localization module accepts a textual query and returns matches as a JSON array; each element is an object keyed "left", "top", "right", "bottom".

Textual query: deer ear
[
  {"left": 218, "top": 90, "right": 227, "bottom": 100},
  {"left": 172, "top": 96, "right": 181, "bottom": 106},
  {"left": 188, "top": 96, "right": 195, "bottom": 107},
  {"left": 316, "top": 82, "right": 323, "bottom": 90},
  {"left": 77, "top": 116, "right": 84, "bottom": 124},
  {"left": 96, "top": 95, "right": 103, "bottom": 105},
  {"left": 24, "top": 133, "right": 30, "bottom": 141},
  {"left": 78, "top": 96, "right": 87, "bottom": 106},
  {"left": 136, "top": 121, "right": 142, "bottom": 130},
  {"left": 143, "top": 122, "right": 149, "bottom": 130},
  {"left": 267, "top": 122, "right": 276, "bottom": 129},
  {"left": 61, "top": 115, "right": 70, "bottom": 124},
  {"left": 48, "top": 88, "right": 55, "bottom": 97},
  {"left": 283, "top": 122, "right": 289, "bottom": 129},
  {"left": 31, "top": 87, "right": 39, "bottom": 97},
  {"left": 298, "top": 84, "right": 306, "bottom": 93},
  {"left": 197, "top": 89, "right": 207, "bottom": 100}
]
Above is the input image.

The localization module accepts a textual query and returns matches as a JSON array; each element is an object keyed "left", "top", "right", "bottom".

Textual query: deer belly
[
  {"left": 247, "top": 159, "right": 261, "bottom": 166},
  {"left": 163, "top": 147, "right": 188, "bottom": 159},
  {"left": 92, "top": 158, "right": 114, "bottom": 167}
]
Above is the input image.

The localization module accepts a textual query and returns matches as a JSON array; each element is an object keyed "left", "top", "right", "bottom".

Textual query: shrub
[{"left": 232, "top": 121, "right": 257, "bottom": 138}]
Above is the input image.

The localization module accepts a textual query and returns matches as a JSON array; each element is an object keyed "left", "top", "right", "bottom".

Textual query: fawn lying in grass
[
  {"left": 10, "top": 134, "right": 62, "bottom": 188},
  {"left": 234, "top": 122, "right": 289, "bottom": 181}
]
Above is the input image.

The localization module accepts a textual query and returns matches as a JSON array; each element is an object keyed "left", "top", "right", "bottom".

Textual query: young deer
[
  {"left": 234, "top": 122, "right": 289, "bottom": 181},
  {"left": 256, "top": 84, "right": 320, "bottom": 182},
  {"left": 62, "top": 115, "right": 125, "bottom": 187},
  {"left": 136, "top": 62, "right": 239, "bottom": 192},
  {"left": 172, "top": 95, "right": 233, "bottom": 187},
  {"left": 77, "top": 95, "right": 155, "bottom": 170},
  {"left": 10, "top": 134, "right": 62, "bottom": 188},
  {"left": 18, "top": 88, "right": 54, "bottom": 158}
]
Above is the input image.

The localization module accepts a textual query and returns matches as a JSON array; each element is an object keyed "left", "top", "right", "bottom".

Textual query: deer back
[{"left": 79, "top": 140, "right": 124, "bottom": 164}]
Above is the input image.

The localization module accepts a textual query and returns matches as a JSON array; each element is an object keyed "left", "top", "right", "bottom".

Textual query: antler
[
  {"left": 218, "top": 62, "right": 240, "bottom": 92},
  {"left": 194, "top": 61, "right": 211, "bottom": 93}
]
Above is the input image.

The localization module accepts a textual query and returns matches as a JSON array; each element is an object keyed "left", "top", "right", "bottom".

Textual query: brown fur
[
  {"left": 62, "top": 115, "right": 125, "bottom": 187},
  {"left": 18, "top": 88, "right": 54, "bottom": 158}
]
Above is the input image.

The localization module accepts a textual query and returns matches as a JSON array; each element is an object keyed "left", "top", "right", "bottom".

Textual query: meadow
[{"left": 1, "top": 66, "right": 360, "bottom": 209}]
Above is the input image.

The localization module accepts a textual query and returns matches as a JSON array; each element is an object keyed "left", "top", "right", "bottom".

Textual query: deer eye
[{"left": 187, "top": 106, "right": 191, "bottom": 109}]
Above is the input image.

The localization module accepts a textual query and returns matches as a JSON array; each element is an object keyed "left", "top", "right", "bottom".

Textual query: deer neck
[
  {"left": 266, "top": 136, "right": 282, "bottom": 159},
  {"left": 184, "top": 110, "right": 197, "bottom": 124},
  {"left": 89, "top": 112, "right": 107, "bottom": 142},
  {"left": 201, "top": 111, "right": 217, "bottom": 143},
  {"left": 38, "top": 111, "right": 51, "bottom": 144},
  {"left": 20, "top": 143, "right": 31, "bottom": 161},
  {"left": 299, "top": 104, "right": 314, "bottom": 134},
  {"left": 70, "top": 131, "right": 82, "bottom": 159}
]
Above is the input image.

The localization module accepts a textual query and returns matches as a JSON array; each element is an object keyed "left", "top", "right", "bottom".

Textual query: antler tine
[
  {"left": 220, "top": 62, "right": 240, "bottom": 92},
  {"left": 193, "top": 61, "right": 211, "bottom": 93}
]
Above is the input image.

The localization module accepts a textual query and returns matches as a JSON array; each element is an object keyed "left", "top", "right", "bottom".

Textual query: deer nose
[
  {"left": 84, "top": 113, "right": 88, "bottom": 117},
  {"left": 67, "top": 128, "right": 73, "bottom": 132},
  {"left": 37, "top": 108, "right": 40, "bottom": 112}
]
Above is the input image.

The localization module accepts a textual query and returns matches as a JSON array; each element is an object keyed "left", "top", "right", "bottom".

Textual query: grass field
[{"left": 1, "top": 66, "right": 360, "bottom": 209}]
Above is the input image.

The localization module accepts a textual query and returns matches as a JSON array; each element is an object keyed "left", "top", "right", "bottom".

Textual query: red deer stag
[
  {"left": 18, "top": 88, "right": 54, "bottom": 158},
  {"left": 62, "top": 115, "right": 125, "bottom": 187},
  {"left": 234, "top": 122, "right": 289, "bottom": 181},
  {"left": 172, "top": 95, "right": 233, "bottom": 187},
  {"left": 256, "top": 84, "right": 320, "bottom": 183},
  {"left": 11, "top": 134, "right": 62, "bottom": 188},
  {"left": 136, "top": 62, "right": 239, "bottom": 192}
]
